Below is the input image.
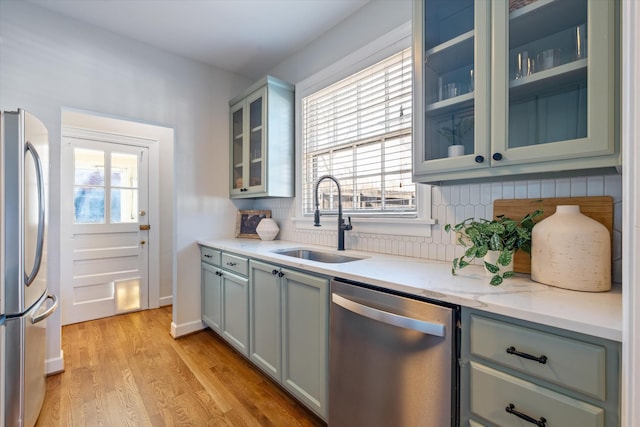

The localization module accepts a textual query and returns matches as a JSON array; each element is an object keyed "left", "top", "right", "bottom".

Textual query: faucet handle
[
  {"left": 344, "top": 216, "right": 353, "bottom": 231},
  {"left": 314, "top": 209, "right": 321, "bottom": 227}
]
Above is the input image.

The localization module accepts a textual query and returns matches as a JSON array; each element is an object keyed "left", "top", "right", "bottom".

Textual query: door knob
[{"left": 139, "top": 210, "right": 146, "bottom": 216}]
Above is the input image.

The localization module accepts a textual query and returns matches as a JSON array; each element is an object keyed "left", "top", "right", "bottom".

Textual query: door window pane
[
  {"left": 74, "top": 187, "right": 105, "bottom": 223},
  {"left": 74, "top": 148, "right": 105, "bottom": 224},
  {"left": 110, "top": 188, "right": 138, "bottom": 224},
  {"left": 111, "top": 152, "right": 138, "bottom": 224}
]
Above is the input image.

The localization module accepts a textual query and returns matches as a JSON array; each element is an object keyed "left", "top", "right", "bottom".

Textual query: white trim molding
[
  {"left": 621, "top": 0, "right": 639, "bottom": 424},
  {"left": 45, "top": 350, "right": 64, "bottom": 375}
]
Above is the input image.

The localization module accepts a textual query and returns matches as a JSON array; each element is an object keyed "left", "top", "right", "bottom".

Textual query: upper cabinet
[
  {"left": 412, "top": 0, "right": 619, "bottom": 184},
  {"left": 229, "top": 76, "right": 294, "bottom": 198}
]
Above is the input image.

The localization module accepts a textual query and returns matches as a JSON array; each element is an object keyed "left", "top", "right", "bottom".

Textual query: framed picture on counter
[{"left": 236, "top": 210, "right": 271, "bottom": 238}]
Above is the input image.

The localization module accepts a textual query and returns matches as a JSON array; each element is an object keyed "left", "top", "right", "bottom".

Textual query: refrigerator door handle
[
  {"left": 31, "top": 294, "right": 58, "bottom": 324},
  {"left": 24, "top": 140, "right": 46, "bottom": 286}
]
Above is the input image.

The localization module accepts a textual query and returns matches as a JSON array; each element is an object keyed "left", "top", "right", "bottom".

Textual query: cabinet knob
[
  {"left": 278, "top": 271, "right": 285, "bottom": 278},
  {"left": 492, "top": 152, "right": 503, "bottom": 161},
  {"left": 474, "top": 155, "right": 484, "bottom": 163},
  {"left": 215, "top": 271, "right": 222, "bottom": 276},
  {"left": 272, "top": 269, "right": 278, "bottom": 275}
]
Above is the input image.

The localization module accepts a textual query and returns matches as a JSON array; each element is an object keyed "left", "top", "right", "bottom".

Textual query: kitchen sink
[{"left": 272, "top": 248, "right": 365, "bottom": 264}]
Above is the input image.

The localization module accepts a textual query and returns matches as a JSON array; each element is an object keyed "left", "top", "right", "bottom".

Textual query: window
[
  {"left": 302, "top": 47, "right": 415, "bottom": 218},
  {"left": 73, "top": 148, "right": 139, "bottom": 224}
]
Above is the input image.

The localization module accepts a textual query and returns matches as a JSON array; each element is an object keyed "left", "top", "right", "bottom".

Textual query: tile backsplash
[{"left": 255, "top": 174, "right": 623, "bottom": 282}]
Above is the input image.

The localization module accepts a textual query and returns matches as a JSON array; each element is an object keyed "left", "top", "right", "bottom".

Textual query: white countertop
[{"left": 198, "top": 238, "right": 622, "bottom": 342}]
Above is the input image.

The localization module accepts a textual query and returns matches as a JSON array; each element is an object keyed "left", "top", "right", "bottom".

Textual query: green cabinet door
[
  {"left": 221, "top": 270, "right": 249, "bottom": 356},
  {"left": 249, "top": 260, "right": 282, "bottom": 381},
  {"left": 201, "top": 262, "right": 223, "bottom": 333},
  {"left": 281, "top": 269, "right": 329, "bottom": 419}
]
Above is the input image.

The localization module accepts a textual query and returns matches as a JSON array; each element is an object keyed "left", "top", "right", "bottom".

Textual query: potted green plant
[
  {"left": 439, "top": 116, "right": 473, "bottom": 157},
  {"left": 444, "top": 210, "right": 543, "bottom": 286}
]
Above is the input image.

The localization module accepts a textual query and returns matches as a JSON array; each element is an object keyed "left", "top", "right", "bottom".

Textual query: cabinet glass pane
[
  {"left": 232, "top": 108, "right": 244, "bottom": 189},
  {"left": 423, "top": 0, "right": 475, "bottom": 161},
  {"left": 508, "top": 0, "right": 588, "bottom": 148},
  {"left": 249, "top": 97, "right": 263, "bottom": 187}
]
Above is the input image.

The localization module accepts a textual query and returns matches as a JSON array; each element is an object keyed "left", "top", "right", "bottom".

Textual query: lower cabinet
[
  {"left": 202, "top": 262, "right": 223, "bottom": 332},
  {"left": 249, "top": 259, "right": 329, "bottom": 420},
  {"left": 200, "top": 247, "right": 250, "bottom": 357},
  {"left": 461, "top": 308, "right": 620, "bottom": 427},
  {"left": 221, "top": 270, "right": 249, "bottom": 356}
]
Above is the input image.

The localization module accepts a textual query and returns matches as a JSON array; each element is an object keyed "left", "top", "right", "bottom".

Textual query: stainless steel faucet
[{"left": 314, "top": 174, "right": 352, "bottom": 251}]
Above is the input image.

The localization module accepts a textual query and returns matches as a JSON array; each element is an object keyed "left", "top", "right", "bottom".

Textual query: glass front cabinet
[
  {"left": 229, "top": 76, "right": 294, "bottom": 198},
  {"left": 412, "top": 0, "right": 619, "bottom": 183}
]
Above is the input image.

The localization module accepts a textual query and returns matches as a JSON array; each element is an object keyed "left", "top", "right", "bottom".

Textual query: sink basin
[{"left": 273, "top": 248, "right": 364, "bottom": 264}]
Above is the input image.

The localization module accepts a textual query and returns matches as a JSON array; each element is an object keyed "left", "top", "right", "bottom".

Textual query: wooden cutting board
[{"left": 493, "top": 196, "right": 614, "bottom": 274}]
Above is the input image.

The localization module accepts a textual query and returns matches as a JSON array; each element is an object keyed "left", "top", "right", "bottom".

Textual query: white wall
[
  {"left": 269, "top": 0, "right": 413, "bottom": 84},
  {"left": 0, "top": 0, "right": 250, "bottom": 367}
]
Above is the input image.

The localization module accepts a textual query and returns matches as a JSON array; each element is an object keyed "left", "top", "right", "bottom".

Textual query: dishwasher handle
[{"left": 332, "top": 293, "right": 446, "bottom": 337}]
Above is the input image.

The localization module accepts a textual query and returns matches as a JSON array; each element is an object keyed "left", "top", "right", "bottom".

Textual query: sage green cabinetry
[
  {"left": 461, "top": 308, "right": 620, "bottom": 427},
  {"left": 229, "top": 75, "right": 294, "bottom": 198},
  {"left": 249, "top": 259, "right": 329, "bottom": 420},
  {"left": 201, "top": 247, "right": 222, "bottom": 332},
  {"left": 199, "top": 247, "right": 249, "bottom": 357},
  {"left": 413, "top": 0, "right": 618, "bottom": 183}
]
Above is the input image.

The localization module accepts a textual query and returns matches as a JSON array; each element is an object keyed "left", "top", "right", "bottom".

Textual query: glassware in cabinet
[
  {"left": 506, "top": 0, "right": 588, "bottom": 150},
  {"left": 423, "top": 0, "right": 476, "bottom": 161}
]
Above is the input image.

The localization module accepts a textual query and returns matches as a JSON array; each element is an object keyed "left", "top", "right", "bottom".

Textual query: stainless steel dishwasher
[{"left": 329, "top": 278, "right": 459, "bottom": 427}]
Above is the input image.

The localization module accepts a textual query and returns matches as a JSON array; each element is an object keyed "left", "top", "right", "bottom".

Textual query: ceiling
[{"left": 27, "top": 0, "right": 371, "bottom": 80}]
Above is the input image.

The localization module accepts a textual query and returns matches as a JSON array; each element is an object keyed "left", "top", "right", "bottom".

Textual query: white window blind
[{"left": 302, "top": 47, "right": 414, "bottom": 217}]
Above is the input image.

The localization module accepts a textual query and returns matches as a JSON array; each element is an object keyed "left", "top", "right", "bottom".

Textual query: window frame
[{"left": 293, "top": 22, "right": 435, "bottom": 237}]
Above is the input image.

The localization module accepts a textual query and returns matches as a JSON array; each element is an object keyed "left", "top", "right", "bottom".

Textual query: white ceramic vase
[
  {"left": 483, "top": 250, "right": 514, "bottom": 276},
  {"left": 448, "top": 144, "right": 465, "bottom": 157},
  {"left": 531, "top": 205, "right": 611, "bottom": 292},
  {"left": 256, "top": 218, "right": 280, "bottom": 241}
]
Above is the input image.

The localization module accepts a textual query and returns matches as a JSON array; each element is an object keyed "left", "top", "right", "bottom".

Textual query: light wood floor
[{"left": 36, "top": 306, "right": 325, "bottom": 427}]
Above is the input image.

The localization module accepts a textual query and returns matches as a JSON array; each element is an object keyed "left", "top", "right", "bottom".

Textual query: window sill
[{"left": 292, "top": 216, "right": 436, "bottom": 237}]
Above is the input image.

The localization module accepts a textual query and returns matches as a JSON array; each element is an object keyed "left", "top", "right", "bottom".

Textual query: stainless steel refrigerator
[{"left": 1, "top": 109, "right": 58, "bottom": 427}]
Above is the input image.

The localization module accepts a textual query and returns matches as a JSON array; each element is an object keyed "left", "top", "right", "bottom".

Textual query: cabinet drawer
[
  {"left": 469, "top": 314, "right": 606, "bottom": 399},
  {"left": 221, "top": 252, "right": 249, "bottom": 276},
  {"left": 470, "top": 362, "right": 604, "bottom": 427},
  {"left": 200, "top": 246, "right": 221, "bottom": 265}
]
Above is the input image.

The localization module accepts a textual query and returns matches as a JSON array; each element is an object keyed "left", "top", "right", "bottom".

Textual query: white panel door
[{"left": 61, "top": 137, "right": 149, "bottom": 325}]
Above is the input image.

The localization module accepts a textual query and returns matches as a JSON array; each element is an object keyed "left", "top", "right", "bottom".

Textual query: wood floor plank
[{"left": 36, "top": 306, "right": 325, "bottom": 427}]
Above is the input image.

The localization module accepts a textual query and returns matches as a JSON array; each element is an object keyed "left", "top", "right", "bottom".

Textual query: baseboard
[
  {"left": 159, "top": 295, "right": 173, "bottom": 307},
  {"left": 171, "top": 319, "right": 205, "bottom": 338},
  {"left": 46, "top": 349, "right": 65, "bottom": 375}
]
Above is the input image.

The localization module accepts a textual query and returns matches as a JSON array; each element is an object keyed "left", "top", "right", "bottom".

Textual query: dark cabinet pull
[
  {"left": 474, "top": 155, "right": 484, "bottom": 163},
  {"left": 492, "top": 152, "right": 503, "bottom": 161},
  {"left": 226, "top": 262, "right": 237, "bottom": 267},
  {"left": 506, "top": 346, "right": 548, "bottom": 364},
  {"left": 204, "top": 254, "right": 212, "bottom": 258},
  {"left": 506, "top": 403, "right": 546, "bottom": 427},
  {"left": 272, "top": 269, "right": 278, "bottom": 275},
  {"left": 215, "top": 271, "right": 222, "bottom": 276},
  {"left": 278, "top": 271, "right": 285, "bottom": 278}
]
